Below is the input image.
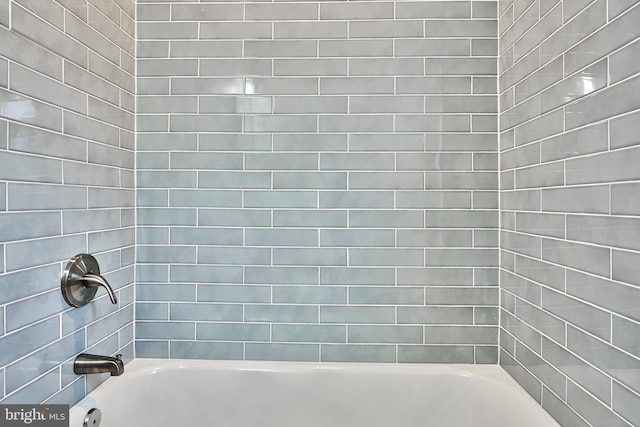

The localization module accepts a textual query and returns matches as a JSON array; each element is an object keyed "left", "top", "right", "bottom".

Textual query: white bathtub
[{"left": 70, "top": 359, "right": 560, "bottom": 427}]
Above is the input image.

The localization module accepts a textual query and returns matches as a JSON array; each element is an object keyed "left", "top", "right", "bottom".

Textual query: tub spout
[{"left": 74, "top": 353, "right": 124, "bottom": 376}]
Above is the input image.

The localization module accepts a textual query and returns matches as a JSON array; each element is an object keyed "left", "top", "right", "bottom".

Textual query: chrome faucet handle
[
  {"left": 61, "top": 254, "right": 118, "bottom": 307},
  {"left": 82, "top": 273, "right": 118, "bottom": 305}
]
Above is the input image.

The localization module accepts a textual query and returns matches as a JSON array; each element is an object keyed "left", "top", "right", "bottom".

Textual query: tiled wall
[
  {"left": 136, "top": 0, "right": 500, "bottom": 363},
  {"left": 0, "top": 0, "right": 135, "bottom": 405},
  {"left": 499, "top": 0, "right": 640, "bottom": 426}
]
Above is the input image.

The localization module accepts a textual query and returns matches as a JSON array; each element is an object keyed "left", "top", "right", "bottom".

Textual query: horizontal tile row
[
  {"left": 138, "top": 2, "right": 497, "bottom": 23},
  {"left": 135, "top": 340, "right": 499, "bottom": 363}
]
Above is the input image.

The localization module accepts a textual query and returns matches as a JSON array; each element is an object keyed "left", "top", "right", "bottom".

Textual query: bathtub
[{"left": 70, "top": 359, "right": 560, "bottom": 427}]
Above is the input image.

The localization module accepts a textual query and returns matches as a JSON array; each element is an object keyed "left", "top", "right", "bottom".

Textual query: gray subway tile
[
  {"left": 349, "top": 248, "right": 424, "bottom": 267},
  {"left": 399, "top": 345, "right": 474, "bottom": 363},
  {"left": 246, "top": 304, "right": 318, "bottom": 323},
  {"left": 171, "top": 3, "right": 243, "bottom": 21},
  {"left": 542, "top": 185, "right": 609, "bottom": 214},
  {"left": 320, "top": 40, "right": 393, "bottom": 57},
  {"left": 396, "top": 2, "right": 471, "bottom": 18},
  {"left": 169, "top": 191, "right": 241, "bottom": 208},
  {"left": 138, "top": 22, "right": 198, "bottom": 40},
  {"left": 198, "top": 285, "right": 270, "bottom": 304},
  {"left": 245, "top": 40, "right": 317, "bottom": 58},
  {"left": 246, "top": 3, "right": 318, "bottom": 20},
  {"left": 245, "top": 191, "right": 317, "bottom": 209},
  {"left": 349, "top": 325, "right": 422, "bottom": 344},
  {"left": 0, "top": 317, "right": 59, "bottom": 366},
  {"left": 397, "top": 38, "right": 470, "bottom": 56},
  {"left": 565, "top": 4, "right": 640, "bottom": 75},
  {"left": 197, "top": 323, "right": 270, "bottom": 341},
  {"left": 275, "top": 21, "right": 347, "bottom": 39},
  {"left": 198, "top": 247, "right": 271, "bottom": 265},
  {"left": 320, "top": 306, "right": 396, "bottom": 324},
  {"left": 398, "top": 77, "right": 471, "bottom": 94},
  {"left": 273, "top": 286, "right": 346, "bottom": 305},
  {"left": 273, "top": 172, "right": 346, "bottom": 189},
  {"left": 0, "top": 88, "right": 62, "bottom": 132},
  {"left": 135, "top": 340, "right": 169, "bottom": 358},
  {"left": 200, "top": 59, "right": 272, "bottom": 77},
  {"left": 349, "top": 287, "right": 424, "bottom": 305},
  {"left": 198, "top": 171, "right": 271, "bottom": 189},
  {"left": 610, "top": 38, "right": 640, "bottom": 84},
  {"left": 246, "top": 343, "right": 318, "bottom": 362},
  {"left": 171, "top": 303, "right": 243, "bottom": 322},
  {"left": 273, "top": 248, "right": 347, "bottom": 266},
  {"left": 566, "top": 146, "right": 640, "bottom": 185},
  {"left": 540, "top": 122, "right": 608, "bottom": 162},
  {"left": 613, "top": 382, "right": 640, "bottom": 426},
  {"left": 398, "top": 229, "right": 472, "bottom": 248},
  {"left": 568, "top": 325, "right": 640, "bottom": 396},
  {"left": 320, "top": 267, "right": 395, "bottom": 286},
  {"left": 245, "top": 266, "right": 318, "bottom": 285},
  {"left": 612, "top": 183, "right": 640, "bottom": 215},
  {"left": 273, "top": 324, "right": 346, "bottom": 343},
  {"left": 200, "top": 22, "right": 272, "bottom": 40},
  {"left": 274, "top": 59, "right": 347, "bottom": 77},
  {"left": 170, "top": 341, "right": 243, "bottom": 360},
  {"left": 610, "top": 110, "right": 640, "bottom": 150},
  {"left": 612, "top": 249, "right": 640, "bottom": 287},
  {"left": 398, "top": 306, "right": 473, "bottom": 325},
  {"left": 396, "top": 115, "right": 470, "bottom": 132},
  {"left": 397, "top": 191, "right": 471, "bottom": 209},
  {"left": 568, "top": 215, "right": 640, "bottom": 252},
  {"left": 543, "top": 239, "right": 610, "bottom": 278},
  {"left": 245, "top": 228, "right": 318, "bottom": 246},
  {"left": 321, "top": 229, "right": 395, "bottom": 247},
  {"left": 320, "top": 2, "right": 393, "bottom": 20},
  {"left": 424, "top": 325, "right": 497, "bottom": 345}
]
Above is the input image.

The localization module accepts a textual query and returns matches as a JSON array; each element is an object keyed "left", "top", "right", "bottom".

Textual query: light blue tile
[
  {"left": 198, "top": 285, "right": 271, "bottom": 303},
  {"left": 86, "top": 306, "right": 133, "bottom": 347},
  {"left": 320, "top": 267, "right": 395, "bottom": 286},
  {"left": 320, "top": 306, "right": 395, "bottom": 324},
  {"left": 246, "top": 343, "right": 318, "bottom": 362},
  {"left": 137, "top": 284, "right": 196, "bottom": 302},
  {"left": 136, "top": 302, "right": 168, "bottom": 320},
  {"left": 246, "top": 266, "right": 318, "bottom": 285},
  {"left": 5, "top": 290, "right": 67, "bottom": 333},
  {"left": 321, "top": 344, "right": 395, "bottom": 363},
  {"left": 136, "top": 321, "right": 194, "bottom": 340},
  {"left": 244, "top": 191, "right": 317, "bottom": 209},
  {"left": 274, "top": 210, "right": 346, "bottom": 228},
  {"left": 349, "top": 287, "right": 424, "bottom": 305},
  {"left": 245, "top": 304, "right": 318, "bottom": 323},
  {"left": 0, "top": 317, "right": 59, "bottom": 366},
  {"left": 170, "top": 303, "right": 243, "bottom": 322},
  {"left": 0, "top": 211, "right": 60, "bottom": 241},
  {"left": 197, "top": 247, "right": 271, "bottom": 265},
  {"left": 273, "top": 325, "right": 345, "bottom": 343},
  {"left": 170, "top": 265, "right": 243, "bottom": 284},
  {"left": 3, "top": 370, "right": 60, "bottom": 404},
  {"left": 273, "top": 286, "right": 346, "bottom": 304},
  {"left": 6, "top": 235, "right": 85, "bottom": 271},
  {"left": 397, "top": 306, "right": 473, "bottom": 325},
  {"left": 349, "top": 325, "right": 422, "bottom": 344},
  {"left": 197, "top": 323, "right": 270, "bottom": 341},
  {"left": 136, "top": 341, "right": 168, "bottom": 358},
  {"left": 246, "top": 228, "right": 318, "bottom": 247},
  {"left": 399, "top": 345, "right": 474, "bottom": 363},
  {"left": 170, "top": 341, "right": 243, "bottom": 360}
]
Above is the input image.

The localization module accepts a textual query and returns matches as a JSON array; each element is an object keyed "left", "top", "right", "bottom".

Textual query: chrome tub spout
[{"left": 74, "top": 353, "right": 124, "bottom": 376}]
